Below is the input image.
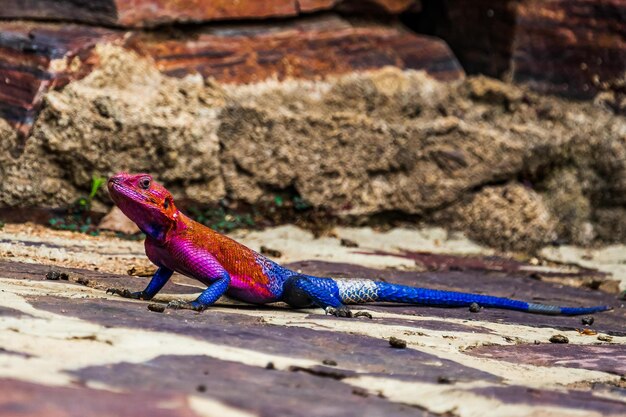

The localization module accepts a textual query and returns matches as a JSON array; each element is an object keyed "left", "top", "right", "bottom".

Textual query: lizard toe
[
  {"left": 325, "top": 306, "right": 353, "bottom": 318},
  {"left": 167, "top": 300, "right": 206, "bottom": 311},
  {"left": 106, "top": 288, "right": 142, "bottom": 299},
  {"left": 353, "top": 311, "right": 373, "bottom": 319}
]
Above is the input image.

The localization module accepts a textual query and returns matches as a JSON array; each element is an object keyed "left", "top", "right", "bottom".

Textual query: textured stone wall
[{"left": 2, "top": 46, "right": 626, "bottom": 250}]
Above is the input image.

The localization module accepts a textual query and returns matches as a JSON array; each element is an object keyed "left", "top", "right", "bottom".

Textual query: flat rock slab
[
  {"left": 0, "top": 378, "right": 202, "bottom": 417},
  {"left": 0, "top": 226, "right": 624, "bottom": 416},
  {"left": 468, "top": 344, "right": 626, "bottom": 376}
]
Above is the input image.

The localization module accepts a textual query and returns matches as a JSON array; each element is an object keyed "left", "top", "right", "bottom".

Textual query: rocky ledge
[{"left": 1, "top": 43, "right": 625, "bottom": 251}]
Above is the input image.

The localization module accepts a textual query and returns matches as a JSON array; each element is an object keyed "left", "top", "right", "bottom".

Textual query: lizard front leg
[
  {"left": 168, "top": 273, "right": 230, "bottom": 312},
  {"left": 107, "top": 266, "right": 174, "bottom": 300},
  {"left": 165, "top": 248, "right": 232, "bottom": 312}
]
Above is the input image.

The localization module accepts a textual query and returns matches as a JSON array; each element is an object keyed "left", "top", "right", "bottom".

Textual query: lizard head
[{"left": 108, "top": 173, "right": 179, "bottom": 241}]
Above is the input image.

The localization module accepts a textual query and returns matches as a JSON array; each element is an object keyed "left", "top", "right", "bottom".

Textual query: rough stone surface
[
  {"left": 0, "top": 21, "right": 120, "bottom": 137},
  {"left": 2, "top": 46, "right": 626, "bottom": 251},
  {"left": 128, "top": 16, "right": 462, "bottom": 84},
  {"left": 0, "top": 0, "right": 420, "bottom": 27},
  {"left": 436, "top": 184, "right": 557, "bottom": 252},
  {"left": 0, "top": 224, "right": 624, "bottom": 417},
  {"left": 408, "top": 0, "right": 626, "bottom": 101},
  {"left": 513, "top": 0, "right": 626, "bottom": 100},
  {"left": 0, "top": 17, "right": 462, "bottom": 136}
]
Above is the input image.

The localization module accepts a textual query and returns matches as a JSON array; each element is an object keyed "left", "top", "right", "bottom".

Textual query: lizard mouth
[{"left": 108, "top": 181, "right": 151, "bottom": 205}]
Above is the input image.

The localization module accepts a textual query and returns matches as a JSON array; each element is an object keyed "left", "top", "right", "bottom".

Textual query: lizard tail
[{"left": 334, "top": 279, "right": 610, "bottom": 315}]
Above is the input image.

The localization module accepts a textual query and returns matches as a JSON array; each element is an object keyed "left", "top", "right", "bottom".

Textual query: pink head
[{"left": 108, "top": 173, "right": 179, "bottom": 241}]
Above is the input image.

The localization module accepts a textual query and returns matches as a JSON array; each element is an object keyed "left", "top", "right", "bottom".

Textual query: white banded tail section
[{"left": 335, "top": 279, "right": 379, "bottom": 304}]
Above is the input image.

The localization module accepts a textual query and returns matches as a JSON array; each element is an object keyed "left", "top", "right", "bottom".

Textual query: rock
[
  {"left": 31, "top": 44, "right": 226, "bottom": 205},
  {"left": 410, "top": 0, "right": 517, "bottom": 78},
  {"left": 389, "top": 336, "right": 407, "bottom": 348},
  {"left": 0, "top": 21, "right": 120, "bottom": 138},
  {"left": 513, "top": 0, "right": 626, "bottom": 99},
  {"left": 437, "top": 184, "right": 557, "bottom": 252},
  {"left": 219, "top": 75, "right": 524, "bottom": 216},
  {"left": 127, "top": 16, "right": 463, "bottom": 84},
  {"left": 549, "top": 334, "right": 569, "bottom": 344},
  {"left": 407, "top": 0, "right": 626, "bottom": 100},
  {"left": 0, "top": 0, "right": 419, "bottom": 27},
  {"left": 0, "top": 17, "right": 462, "bottom": 137},
  {"left": 2, "top": 42, "right": 626, "bottom": 252},
  {"left": 98, "top": 206, "right": 141, "bottom": 235}
]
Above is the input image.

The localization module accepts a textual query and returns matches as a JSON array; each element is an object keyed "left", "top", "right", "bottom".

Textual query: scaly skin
[{"left": 106, "top": 173, "right": 611, "bottom": 316}]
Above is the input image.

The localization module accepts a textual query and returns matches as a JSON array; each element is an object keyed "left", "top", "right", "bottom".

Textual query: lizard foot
[
  {"left": 325, "top": 306, "right": 353, "bottom": 318},
  {"left": 325, "top": 306, "right": 373, "bottom": 319},
  {"left": 167, "top": 300, "right": 206, "bottom": 312},
  {"left": 106, "top": 288, "right": 145, "bottom": 300}
]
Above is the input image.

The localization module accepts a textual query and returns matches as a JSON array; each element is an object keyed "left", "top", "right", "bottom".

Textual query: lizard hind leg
[
  {"left": 282, "top": 275, "right": 350, "bottom": 316},
  {"left": 282, "top": 276, "right": 373, "bottom": 318}
]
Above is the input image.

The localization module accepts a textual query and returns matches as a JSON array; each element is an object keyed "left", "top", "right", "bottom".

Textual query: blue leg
[
  {"left": 106, "top": 267, "right": 173, "bottom": 300},
  {"left": 168, "top": 274, "right": 230, "bottom": 312},
  {"left": 282, "top": 276, "right": 371, "bottom": 318}
]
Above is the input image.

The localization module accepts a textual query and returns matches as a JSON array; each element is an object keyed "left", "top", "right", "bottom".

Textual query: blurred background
[{"left": 0, "top": 0, "right": 625, "bottom": 253}]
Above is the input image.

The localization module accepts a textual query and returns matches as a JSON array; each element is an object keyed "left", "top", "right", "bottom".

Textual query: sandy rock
[
  {"left": 30, "top": 44, "right": 226, "bottom": 204},
  {"left": 2, "top": 44, "right": 626, "bottom": 252},
  {"left": 439, "top": 184, "right": 557, "bottom": 252}
]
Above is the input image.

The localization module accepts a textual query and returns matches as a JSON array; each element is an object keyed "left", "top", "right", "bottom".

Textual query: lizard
[{"left": 106, "top": 173, "right": 611, "bottom": 317}]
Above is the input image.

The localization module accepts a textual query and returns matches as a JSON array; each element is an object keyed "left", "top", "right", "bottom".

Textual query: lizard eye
[
  {"left": 139, "top": 177, "right": 151, "bottom": 189},
  {"left": 163, "top": 198, "right": 170, "bottom": 209}
]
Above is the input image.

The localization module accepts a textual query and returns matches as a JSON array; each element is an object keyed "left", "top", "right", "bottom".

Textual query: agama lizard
[{"left": 106, "top": 173, "right": 610, "bottom": 316}]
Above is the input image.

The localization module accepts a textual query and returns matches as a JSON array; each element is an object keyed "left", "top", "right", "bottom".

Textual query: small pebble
[
  {"left": 265, "top": 362, "right": 275, "bottom": 370},
  {"left": 351, "top": 388, "right": 368, "bottom": 397},
  {"left": 597, "top": 335, "right": 613, "bottom": 342},
  {"left": 322, "top": 359, "right": 338, "bottom": 366},
  {"left": 196, "top": 384, "right": 206, "bottom": 393},
  {"left": 549, "top": 334, "right": 569, "bottom": 344},
  {"left": 581, "top": 316, "right": 594, "bottom": 326},
  {"left": 469, "top": 302, "right": 481, "bottom": 313},
  {"left": 340, "top": 238, "right": 359, "bottom": 248},
  {"left": 45, "top": 270, "right": 69, "bottom": 280},
  {"left": 45, "top": 271, "right": 61, "bottom": 280},
  {"left": 147, "top": 303, "right": 165, "bottom": 313},
  {"left": 437, "top": 376, "right": 454, "bottom": 384},
  {"left": 389, "top": 337, "right": 407, "bottom": 349}
]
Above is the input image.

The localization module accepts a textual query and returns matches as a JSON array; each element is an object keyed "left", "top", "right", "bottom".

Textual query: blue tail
[{"left": 335, "top": 279, "right": 610, "bottom": 316}]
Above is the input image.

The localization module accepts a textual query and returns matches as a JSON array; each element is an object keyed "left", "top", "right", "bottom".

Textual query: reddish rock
[
  {"left": 1, "top": 0, "right": 420, "bottom": 27},
  {"left": 513, "top": 0, "right": 626, "bottom": 99},
  {"left": 0, "top": 378, "right": 201, "bottom": 417},
  {"left": 409, "top": 0, "right": 626, "bottom": 99},
  {"left": 410, "top": 0, "right": 519, "bottom": 78},
  {"left": 0, "top": 22, "right": 119, "bottom": 137},
  {"left": 0, "top": 17, "right": 461, "bottom": 136},
  {"left": 128, "top": 18, "right": 463, "bottom": 83}
]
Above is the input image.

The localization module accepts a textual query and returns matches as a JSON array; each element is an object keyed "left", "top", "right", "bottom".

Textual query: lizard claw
[
  {"left": 167, "top": 300, "right": 206, "bottom": 312},
  {"left": 354, "top": 311, "right": 373, "bottom": 319},
  {"left": 106, "top": 288, "right": 144, "bottom": 299}
]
